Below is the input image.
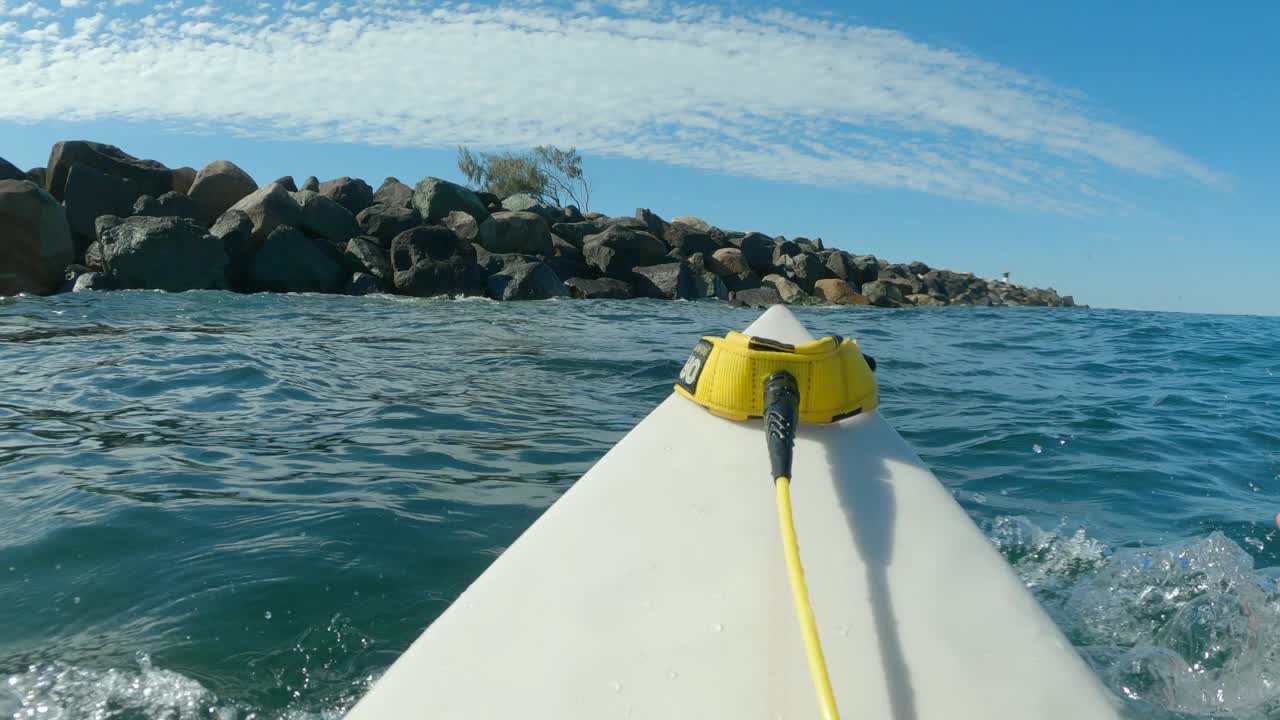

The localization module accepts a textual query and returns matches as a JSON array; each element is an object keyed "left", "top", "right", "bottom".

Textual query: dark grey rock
[
  {"left": 565, "top": 277, "right": 633, "bottom": 299},
  {"left": 99, "top": 216, "right": 229, "bottom": 291},
  {"left": 722, "top": 270, "right": 762, "bottom": 292},
  {"left": 476, "top": 191, "right": 501, "bottom": 208},
  {"left": 665, "top": 222, "right": 716, "bottom": 256},
  {"left": 132, "top": 191, "right": 201, "bottom": 222},
  {"left": 45, "top": 141, "right": 172, "bottom": 201},
  {"left": 635, "top": 208, "right": 668, "bottom": 240},
  {"left": 474, "top": 246, "right": 536, "bottom": 276},
  {"left": 731, "top": 232, "right": 776, "bottom": 275},
  {"left": 357, "top": 204, "right": 422, "bottom": 247},
  {"left": 319, "top": 177, "right": 375, "bottom": 216},
  {"left": 72, "top": 271, "right": 123, "bottom": 292},
  {"left": 273, "top": 176, "right": 298, "bottom": 192},
  {"left": 390, "top": 225, "right": 482, "bottom": 297},
  {"left": 550, "top": 221, "right": 603, "bottom": 249},
  {"left": 0, "top": 156, "right": 23, "bottom": 182},
  {"left": 582, "top": 226, "right": 668, "bottom": 279},
  {"left": 346, "top": 236, "right": 391, "bottom": 281},
  {"left": 228, "top": 183, "right": 304, "bottom": 245},
  {"left": 781, "top": 252, "right": 831, "bottom": 293},
  {"left": 442, "top": 210, "right": 496, "bottom": 247},
  {"left": 300, "top": 176, "right": 320, "bottom": 192},
  {"left": 485, "top": 211, "right": 552, "bottom": 256},
  {"left": 601, "top": 216, "right": 649, "bottom": 232},
  {"left": 632, "top": 262, "right": 696, "bottom": 300},
  {"left": 501, "top": 193, "right": 561, "bottom": 224},
  {"left": 373, "top": 177, "right": 414, "bottom": 209},
  {"left": 485, "top": 260, "right": 567, "bottom": 301},
  {"left": 210, "top": 210, "right": 254, "bottom": 290},
  {"left": 291, "top": 190, "right": 360, "bottom": 243},
  {"left": 25, "top": 168, "right": 47, "bottom": 187},
  {"left": 63, "top": 163, "right": 140, "bottom": 250},
  {"left": 345, "top": 272, "right": 384, "bottom": 296},
  {"left": 412, "top": 177, "right": 489, "bottom": 225},
  {"left": 685, "top": 252, "right": 706, "bottom": 274},
  {"left": 248, "top": 225, "right": 346, "bottom": 293},
  {"left": 693, "top": 271, "right": 729, "bottom": 300},
  {"left": 908, "top": 261, "right": 930, "bottom": 276},
  {"left": 188, "top": 160, "right": 258, "bottom": 225},
  {"left": 731, "top": 287, "right": 784, "bottom": 307},
  {"left": 861, "top": 280, "right": 905, "bottom": 308},
  {"left": 544, "top": 255, "right": 590, "bottom": 282},
  {"left": 762, "top": 274, "right": 807, "bottom": 304},
  {"left": 0, "top": 179, "right": 74, "bottom": 295},
  {"left": 562, "top": 205, "right": 584, "bottom": 223}
]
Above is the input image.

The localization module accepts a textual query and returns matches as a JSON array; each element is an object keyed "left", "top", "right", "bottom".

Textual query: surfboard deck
[{"left": 345, "top": 305, "right": 1119, "bottom": 719}]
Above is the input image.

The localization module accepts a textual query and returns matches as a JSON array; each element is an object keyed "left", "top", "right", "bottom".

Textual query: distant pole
[{"left": 1002, "top": 271, "right": 1010, "bottom": 284}]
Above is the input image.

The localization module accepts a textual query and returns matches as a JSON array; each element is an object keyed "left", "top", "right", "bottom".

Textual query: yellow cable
[{"left": 775, "top": 476, "right": 841, "bottom": 720}]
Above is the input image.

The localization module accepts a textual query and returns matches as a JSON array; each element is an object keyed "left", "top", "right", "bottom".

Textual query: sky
[{"left": 0, "top": 0, "right": 1275, "bottom": 315}]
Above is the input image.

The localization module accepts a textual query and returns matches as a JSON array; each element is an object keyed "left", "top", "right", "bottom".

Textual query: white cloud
[
  {"left": 0, "top": 1, "right": 1217, "bottom": 211},
  {"left": 59, "top": 0, "right": 83, "bottom": 7}
]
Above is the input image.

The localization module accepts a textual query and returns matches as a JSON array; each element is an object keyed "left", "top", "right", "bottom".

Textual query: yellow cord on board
[{"left": 775, "top": 476, "right": 841, "bottom": 720}]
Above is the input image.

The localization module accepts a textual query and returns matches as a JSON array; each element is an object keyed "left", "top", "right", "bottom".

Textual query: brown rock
[{"left": 813, "top": 279, "right": 869, "bottom": 306}]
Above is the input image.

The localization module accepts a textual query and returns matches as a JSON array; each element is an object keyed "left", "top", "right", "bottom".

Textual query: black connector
[{"left": 763, "top": 371, "right": 800, "bottom": 481}]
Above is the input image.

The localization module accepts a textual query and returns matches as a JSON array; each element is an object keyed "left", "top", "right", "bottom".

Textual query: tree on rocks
[{"left": 457, "top": 145, "right": 591, "bottom": 210}]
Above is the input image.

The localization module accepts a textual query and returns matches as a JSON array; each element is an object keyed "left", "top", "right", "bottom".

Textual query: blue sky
[{"left": 1, "top": 0, "right": 1275, "bottom": 315}]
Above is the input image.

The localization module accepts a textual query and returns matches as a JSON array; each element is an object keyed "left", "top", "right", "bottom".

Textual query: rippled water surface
[{"left": 1, "top": 292, "right": 1278, "bottom": 719}]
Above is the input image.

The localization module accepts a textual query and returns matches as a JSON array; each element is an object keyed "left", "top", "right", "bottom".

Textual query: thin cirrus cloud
[{"left": 0, "top": 0, "right": 1217, "bottom": 212}]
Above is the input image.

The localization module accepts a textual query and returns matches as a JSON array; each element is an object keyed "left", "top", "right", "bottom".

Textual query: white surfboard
[{"left": 346, "top": 305, "right": 1120, "bottom": 719}]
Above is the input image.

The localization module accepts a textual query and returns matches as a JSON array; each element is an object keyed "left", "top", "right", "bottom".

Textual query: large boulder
[
  {"left": 412, "top": 177, "right": 489, "bottom": 225},
  {"left": 731, "top": 287, "right": 784, "bottom": 307},
  {"left": 99, "top": 216, "right": 229, "bottom": 291},
  {"left": 731, "top": 232, "right": 776, "bottom": 275},
  {"left": 72, "top": 271, "right": 123, "bottom": 292},
  {"left": 301, "top": 176, "right": 320, "bottom": 192},
  {"left": 357, "top": 204, "right": 422, "bottom": 247},
  {"left": 346, "top": 272, "right": 383, "bottom": 296},
  {"left": 861, "top": 280, "right": 905, "bottom": 308},
  {"left": 635, "top": 208, "right": 668, "bottom": 240},
  {"left": 228, "top": 183, "right": 304, "bottom": 245},
  {"left": 692, "top": 271, "right": 729, "bottom": 300},
  {"left": 564, "top": 277, "right": 633, "bottom": 300},
  {"left": 443, "top": 210, "right": 497, "bottom": 247},
  {"left": 0, "top": 180, "right": 74, "bottom": 295},
  {"left": 475, "top": 246, "right": 536, "bottom": 276},
  {"left": 345, "top": 236, "right": 392, "bottom": 284},
  {"left": 906, "top": 293, "right": 944, "bottom": 307},
  {"left": 550, "top": 221, "right": 603, "bottom": 249},
  {"left": 373, "top": 177, "right": 414, "bottom": 209},
  {"left": 25, "top": 168, "right": 47, "bottom": 187},
  {"left": 671, "top": 216, "right": 714, "bottom": 233},
  {"left": 813, "top": 279, "right": 869, "bottom": 306},
  {"left": 171, "top": 166, "right": 197, "bottom": 194},
  {"left": 290, "top": 190, "right": 360, "bottom": 244},
  {"left": 851, "top": 255, "right": 881, "bottom": 286},
  {"left": 825, "top": 251, "right": 860, "bottom": 287},
  {"left": 632, "top": 262, "right": 696, "bottom": 300},
  {"left": 485, "top": 261, "right": 567, "bottom": 301},
  {"left": 762, "top": 274, "right": 807, "bottom": 304},
  {"left": 722, "top": 269, "right": 762, "bottom": 292},
  {"left": 187, "top": 160, "right": 258, "bottom": 225},
  {"left": 132, "top": 192, "right": 201, "bottom": 222},
  {"left": 319, "top": 177, "right": 375, "bottom": 216},
  {"left": 664, "top": 222, "right": 716, "bottom": 257},
  {"left": 390, "top": 226, "right": 483, "bottom": 297},
  {"left": 63, "top": 163, "right": 141, "bottom": 249},
  {"left": 780, "top": 252, "right": 831, "bottom": 293},
  {"left": 273, "top": 176, "right": 298, "bottom": 192},
  {"left": 708, "top": 247, "right": 748, "bottom": 276},
  {"left": 248, "top": 225, "right": 346, "bottom": 293},
  {"left": 501, "top": 193, "right": 561, "bottom": 224},
  {"left": 485, "top": 211, "right": 552, "bottom": 256},
  {"left": 46, "top": 141, "right": 172, "bottom": 201},
  {"left": 0, "top": 156, "right": 23, "bottom": 181},
  {"left": 209, "top": 210, "right": 254, "bottom": 290},
  {"left": 582, "top": 226, "right": 668, "bottom": 279}
]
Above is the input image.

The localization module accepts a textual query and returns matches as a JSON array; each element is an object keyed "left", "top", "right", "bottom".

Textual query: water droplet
[
  {"left": 1032, "top": 444, "right": 1043, "bottom": 454},
  {"left": 839, "top": 624, "right": 851, "bottom": 637},
  {"left": 1059, "top": 439, "right": 1067, "bottom": 445},
  {"left": 972, "top": 492, "right": 987, "bottom": 504},
  {"left": 73, "top": 596, "right": 81, "bottom": 605},
  {"left": 666, "top": 670, "right": 679, "bottom": 680},
  {"left": 709, "top": 623, "right": 723, "bottom": 633},
  {"left": 608, "top": 680, "right": 622, "bottom": 693},
  {"left": 264, "top": 610, "right": 273, "bottom": 620}
]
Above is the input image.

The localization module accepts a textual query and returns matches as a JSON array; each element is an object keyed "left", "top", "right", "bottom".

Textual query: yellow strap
[{"left": 775, "top": 476, "right": 841, "bottom": 720}]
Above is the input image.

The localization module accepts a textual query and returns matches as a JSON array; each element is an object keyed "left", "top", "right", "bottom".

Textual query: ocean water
[{"left": 1, "top": 291, "right": 1278, "bottom": 720}]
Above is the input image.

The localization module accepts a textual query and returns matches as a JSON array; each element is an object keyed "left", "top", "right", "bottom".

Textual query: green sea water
[{"left": 1, "top": 291, "right": 1278, "bottom": 719}]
